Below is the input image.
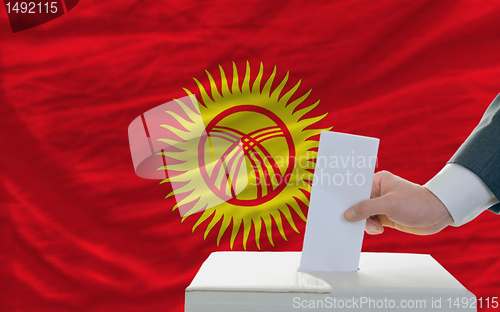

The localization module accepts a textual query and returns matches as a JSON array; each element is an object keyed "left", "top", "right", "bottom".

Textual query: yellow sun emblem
[{"left": 159, "top": 62, "right": 330, "bottom": 249}]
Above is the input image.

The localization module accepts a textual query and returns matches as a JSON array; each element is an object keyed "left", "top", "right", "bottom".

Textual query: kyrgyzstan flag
[{"left": 1, "top": 1, "right": 500, "bottom": 312}]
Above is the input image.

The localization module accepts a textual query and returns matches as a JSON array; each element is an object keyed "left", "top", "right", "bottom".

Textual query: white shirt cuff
[{"left": 424, "top": 163, "right": 499, "bottom": 226}]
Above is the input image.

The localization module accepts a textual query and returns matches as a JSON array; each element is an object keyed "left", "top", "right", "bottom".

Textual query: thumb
[{"left": 344, "top": 196, "right": 392, "bottom": 222}]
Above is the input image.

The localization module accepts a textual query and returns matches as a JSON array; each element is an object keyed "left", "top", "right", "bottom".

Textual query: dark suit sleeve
[{"left": 449, "top": 93, "right": 500, "bottom": 214}]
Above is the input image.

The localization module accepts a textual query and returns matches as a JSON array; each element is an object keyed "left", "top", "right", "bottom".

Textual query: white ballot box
[{"left": 185, "top": 251, "right": 476, "bottom": 312}]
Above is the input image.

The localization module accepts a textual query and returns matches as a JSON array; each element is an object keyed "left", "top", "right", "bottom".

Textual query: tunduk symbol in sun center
[
  {"left": 159, "top": 62, "right": 331, "bottom": 249},
  {"left": 200, "top": 105, "right": 295, "bottom": 206}
]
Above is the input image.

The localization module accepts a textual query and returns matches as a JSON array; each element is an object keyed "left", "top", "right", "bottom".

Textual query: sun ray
[
  {"left": 253, "top": 217, "right": 262, "bottom": 250},
  {"left": 294, "top": 187, "right": 310, "bottom": 205},
  {"left": 289, "top": 197, "right": 307, "bottom": 221},
  {"left": 288, "top": 89, "right": 312, "bottom": 112},
  {"left": 219, "top": 65, "right": 231, "bottom": 98},
  {"left": 174, "top": 197, "right": 200, "bottom": 213},
  {"left": 292, "top": 96, "right": 316, "bottom": 117},
  {"left": 262, "top": 65, "right": 277, "bottom": 96},
  {"left": 230, "top": 217, "right": 242, "bottom": 249},
  {"left": 193, "top": 77, "right": 213, "bottom": 106},
  {"left": 280, "top": 80, "right": 301, "bottom": 106},
  {"left": 252, "top": 62, "right": 264, "bottom": 95},
  {"left": 205, "top": 70, "right": 223, "bottom": 102},
  {"left": 204, "top": 209, "right": 224, "bottom": 240},
  {"left": 164, "top": 190, "right": 175, "bottom": 200},
  {"left": 270, "top": 209, "right": 287, "bottom": 241},
  {"left": 299, "top": 114, "right": 330, "bottom": 132},
  {"left": 231, "top": 62, "right": 240, "bottom": 94},
  {"left": 242, "top": 218, "right": 251, "bottom": 250},
  {"left": 270, "top": 71, "right": 289, "bottom": 102},
  {"left": 173, "top": 97, "right": 200, "bottom": 117},
  {"left": 193, "top": 208, "right": 215, "bottom": 231},
  {"left": 262, "top": 215, "right": 275, "bottom": 247},
  {"left": 242, "top": 61, "right": 251, "bottom": 94},
  {"left": 280, "top": 205, "right": 299, "bottom": 233},
  {"left": 217, "top": 215, "right": 232, "bottom": 246},
  {"left": 182, "top": 200, "right": 209, "bottom": 221}
]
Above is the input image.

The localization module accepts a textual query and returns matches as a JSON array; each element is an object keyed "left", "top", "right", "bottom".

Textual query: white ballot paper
[{"left": 299, "top": 131, "right": 379, "bottom": 272}]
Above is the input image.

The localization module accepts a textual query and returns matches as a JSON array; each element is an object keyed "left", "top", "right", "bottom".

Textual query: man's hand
[{"left": 344, "top": 171, "right": 454, "bottom": 235}]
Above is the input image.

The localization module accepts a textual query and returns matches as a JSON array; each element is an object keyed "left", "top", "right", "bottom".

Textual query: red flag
[{"left": 2, "top": 1, "right": 500, "bottom": 312}]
